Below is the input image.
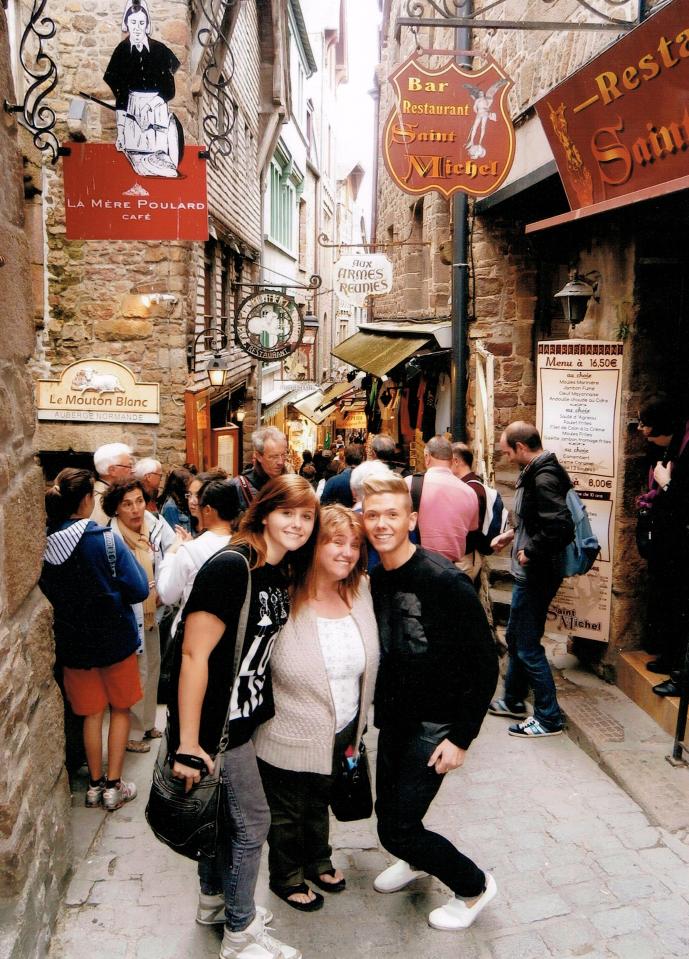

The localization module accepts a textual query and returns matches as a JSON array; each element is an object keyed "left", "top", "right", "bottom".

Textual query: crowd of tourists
[{"left": 39, "top": 405, "right": 687, "bottom": 959}]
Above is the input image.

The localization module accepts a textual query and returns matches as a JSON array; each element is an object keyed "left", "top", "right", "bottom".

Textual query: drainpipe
[{"left": 451, "top": 2, "right": 473, "bottom": 441}]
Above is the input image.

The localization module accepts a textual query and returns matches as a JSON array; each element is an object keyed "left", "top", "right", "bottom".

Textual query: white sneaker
[
  {"left": 220, "top": 912, "right": 301, "bottom": 959},
  {"left": 196, "top": 893, "right": 272, "bottom": 927},
  {"left": 428, "top": 873, "right": 497, "bottom": 930},
  {"left": 102, "top": 779, "right": 137, "bottom": 811},
  {"left": 373, "top": 860, "right": 429, "bottom": 893}
]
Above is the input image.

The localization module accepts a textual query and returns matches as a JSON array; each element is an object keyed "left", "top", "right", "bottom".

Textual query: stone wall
[{"left": 0, "top": 11, "right": 72, "bottom": 957}]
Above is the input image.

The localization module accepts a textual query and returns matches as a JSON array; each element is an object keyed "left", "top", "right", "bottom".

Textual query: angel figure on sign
[{"left": 464, "top": 79, "right": 509, "bottom": 159}]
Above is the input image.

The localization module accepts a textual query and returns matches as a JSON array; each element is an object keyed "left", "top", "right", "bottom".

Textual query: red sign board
[
  {"left": 63, "top": 142, "right": 209, "bottom": 240},
  {"left": 535, "top": 0, "right": 689, "bottom": 210},
  {"left": 383, "top": 53, "right": 515, "bottom": 199}
]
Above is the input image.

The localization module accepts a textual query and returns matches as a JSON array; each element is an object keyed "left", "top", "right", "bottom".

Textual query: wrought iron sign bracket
[
  {"left": 397, "top": 1, "right": 641, "bottom": 39},
  {"left": 196, "top": 0, "right": 241, "bottom": 168},
  {"left": 4, "top": 0, "right": 61, "bottom": 163},
  {"left": 232, "top": 274, "right": 323, "bottom": 295}
]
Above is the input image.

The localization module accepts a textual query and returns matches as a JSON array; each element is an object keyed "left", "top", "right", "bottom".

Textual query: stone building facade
[
  {"left": 0, "top": 10, "right": 72, "bottom": 956},
  {"left": 373, "top": 0, "right": 680, "bottom": 675}
]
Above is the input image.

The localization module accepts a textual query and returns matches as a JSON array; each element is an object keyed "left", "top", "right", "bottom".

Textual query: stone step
[
  {"left": 616, "top": 650, "right": 680, "bottom": 738},
  {"left": 485, "top": 552, "right": 513, "bottom": 584}
]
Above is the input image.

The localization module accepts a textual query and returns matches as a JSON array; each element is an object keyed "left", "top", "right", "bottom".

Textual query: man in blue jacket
[{"left": 320, "top": 443, "right": 364, "bottom": 507}]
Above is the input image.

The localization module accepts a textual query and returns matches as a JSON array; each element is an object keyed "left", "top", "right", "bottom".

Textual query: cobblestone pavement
[{"left": 49, "top": 705, "right": 689, "bottom": 959}]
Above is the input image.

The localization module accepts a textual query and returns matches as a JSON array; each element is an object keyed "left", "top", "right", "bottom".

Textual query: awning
[
  {"left": 292, "top": 390, "right": 332, "bottom": 426},
  {"left": 262, "top": 385, "right": 297, "bottom": 419},
  {"left": 331, "top": 330, "right": 432, "bottom": 378},
  {"left": 525, "top": 173, "right": 689, "bottom": 235}
]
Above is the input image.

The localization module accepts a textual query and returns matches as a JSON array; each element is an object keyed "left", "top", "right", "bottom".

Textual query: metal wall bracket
[
  {"left": 196, "top": 0, "right": 241, "bottom": 168},
  {"left": 398, "top": 0, "right": 641, "bottom": 37},
  {"left": 4, "top": 0, "right": 61, "bottom": 163}
]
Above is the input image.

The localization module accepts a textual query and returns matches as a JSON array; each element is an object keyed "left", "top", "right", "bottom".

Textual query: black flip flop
[
  {"left": 306, "top": 869, "right": 346, "bottom": 893},
  {"left": 269, "top": 882, "right": 324, "bottom": 912}
]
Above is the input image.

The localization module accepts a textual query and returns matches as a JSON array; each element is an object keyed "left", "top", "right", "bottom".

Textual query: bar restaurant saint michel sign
[
  {"left": 36, "top": 359, "right": 160, "bottom": 424},
  {"left": 383, "top": 52, "right": 515, "bottom": 199},
  {"left": 534, "top": 0, "right": 689, "bottom": 210}
]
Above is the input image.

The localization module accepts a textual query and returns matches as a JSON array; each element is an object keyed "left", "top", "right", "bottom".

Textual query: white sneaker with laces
[
  {"left": 85, "top": 780, "right": 105, "bottom": 807},
  {"left": 373, "top": 860, "right": 429, "bottom": 893},
  {"left": 102, "top": 779, "right": 137, "bottom": 811},
  {"left": 219, "top": 912, "right": 301, "bottom": 959},
  {"left": 196, "top": 893, "right": 272, "bottom": 927},
  {"left": 428, "top": 873, "right": 497, "bottom": 930}
]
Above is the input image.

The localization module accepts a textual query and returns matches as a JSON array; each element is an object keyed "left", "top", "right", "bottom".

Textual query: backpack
[
  {"left": 560, "top": 488, "right": 601, "bottom": 577},
  {"left": 466, "top": 479, "right": 508, "bottom": 544}
]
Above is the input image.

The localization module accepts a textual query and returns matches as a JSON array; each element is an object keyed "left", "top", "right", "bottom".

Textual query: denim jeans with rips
[
  {"left": 197, "top": 739, "right": 271, "bottom": 932},
  {"left": 503, "top": 568, "right": 563, "bottom": 731}
]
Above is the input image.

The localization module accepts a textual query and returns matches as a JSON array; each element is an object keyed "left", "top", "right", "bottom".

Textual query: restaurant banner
[
  {"left": 334, "top": 253, "right": 393, "bottom": 307},
  {"left": 535, "top": 0, "right": 689, "bottom": 209},
  {"left": 383, "top": 52, "right": 515, "bottom": 199},
  {"left": 36, "top": 359, "right": 160, "bottom": 424},
  {"left": 63, "top": 143, "right": 209, "bottom": 240},
  {"left": 536, "top": 341, "right": 624, "bottom": 643}
]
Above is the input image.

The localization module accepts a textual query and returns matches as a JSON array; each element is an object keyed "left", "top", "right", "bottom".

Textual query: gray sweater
[{"left": 254, "top": 582, "right": 380, "bottom": 774}]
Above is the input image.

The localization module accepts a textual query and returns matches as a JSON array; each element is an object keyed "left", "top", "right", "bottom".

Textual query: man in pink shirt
[{"left": 407, "top": 436, "right": 479, "bottom": 565}]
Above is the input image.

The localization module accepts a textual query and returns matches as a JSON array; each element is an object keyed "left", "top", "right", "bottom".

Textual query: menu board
[{"left": 536, "top": 341, "right": 624, "bottom": 643}]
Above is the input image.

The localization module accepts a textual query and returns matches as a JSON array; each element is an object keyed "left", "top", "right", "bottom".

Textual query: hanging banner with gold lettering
[
  {"left": 536, "top": 341, "right": 624, "bottom": 644},
  {"left": 534, "top": 0, "right": 689, "bottom": 210},
  {"left": 383, "top": 51, "right": 515, "bottom": 199}
]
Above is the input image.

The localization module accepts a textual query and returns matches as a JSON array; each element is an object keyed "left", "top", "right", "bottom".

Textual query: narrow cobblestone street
[{"left": 49, "top": 703, "right": 689, "bottom": 959}]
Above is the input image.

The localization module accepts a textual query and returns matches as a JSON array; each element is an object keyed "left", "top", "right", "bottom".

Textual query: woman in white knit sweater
[{"left": 255, "top": 505, "right": 379, "bottom": 911}]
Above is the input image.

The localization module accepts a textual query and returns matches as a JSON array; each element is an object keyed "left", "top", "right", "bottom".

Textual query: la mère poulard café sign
[
  {"left": 535, "top": 0, "right": 689, "bottom": 210},
  {"left": 383, "top": 53, "right": 515, "bottom": 199}
]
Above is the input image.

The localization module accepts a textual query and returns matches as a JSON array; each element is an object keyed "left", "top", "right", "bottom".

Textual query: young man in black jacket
[
  {"left": 489, "top": 421, "right": 574, "bottom": 738},
  {"left": 361, "top": 473, "right": 498, "bottom": 932}
]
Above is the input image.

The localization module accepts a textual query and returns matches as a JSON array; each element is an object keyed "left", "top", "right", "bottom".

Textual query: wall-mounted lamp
[
  {"left": 235, "top": 406, "right": 246, "bottom": 423},
  {"left": 554, "top": 268, "right": 601, "bottom": 328},
  {"left": 188, "top": 326, "right": 230, "bottom": 387},
  {"left": 141, "top": 292, "right": 177, "bottom": 308}
]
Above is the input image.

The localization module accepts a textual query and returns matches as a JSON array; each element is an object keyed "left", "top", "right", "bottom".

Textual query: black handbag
[
  {"left": 330, "top": 739, "right": 373, "bottom": 822},
  {"left": 145, "top": 553, "right": 251, "bottom": 861}
]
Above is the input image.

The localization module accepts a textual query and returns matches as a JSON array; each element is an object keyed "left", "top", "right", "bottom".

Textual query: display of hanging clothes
[
  {"left": 366, "top": 376, "right": 382, "bottom": 435},
  {"left": 420, "top": 373, "right": 439, "bottom": 442}
]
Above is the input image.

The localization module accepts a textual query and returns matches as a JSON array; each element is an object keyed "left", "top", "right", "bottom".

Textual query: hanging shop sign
[
  {"left": 383, "top": 51, "right": 515, "bottom": 199},
  {"left": 536, "top": 340, "right": 624, "bottom": 644},
  {"left": 36, "top": 359, "right": 160, "bottom": 424},
  {"left": 535, "top": 0, "right": 689, "bottom": 210},
  {"left": 234, "top": 291, "right": 304, "bottom": 361},
  {"left": 63, "top": 143, "right": 208, "bottom": 240},
  {"left": 334, "top": 253, "right": 393, "bottom": 308},
  {"left": 63, "top": 0, "right": 208, "bottom": 240}
]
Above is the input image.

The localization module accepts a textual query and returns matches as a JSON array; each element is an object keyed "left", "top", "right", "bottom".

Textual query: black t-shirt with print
[{"left": 169, "top": 545, "right": 289, "bottom": 754}]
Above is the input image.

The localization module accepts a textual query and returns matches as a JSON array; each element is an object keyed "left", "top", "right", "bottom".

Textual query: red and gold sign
[
  {"left": 63, "top": 142, "right": 209, "bottom": 241},
  {"left": 383, "top": 52, "right": 515, "bottom": 199},
  {"left": 535, "top": 0, "right": 689, "bottom": 210}
]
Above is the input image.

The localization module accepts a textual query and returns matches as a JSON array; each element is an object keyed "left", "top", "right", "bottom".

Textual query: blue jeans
[
  {"left": 198, "top": 740, "right": 271, "bottom": 932},
  {"left": 376, "top": 723, "right": 486, "bottom": 898},
  {"left": 504, "top": 570, "right": 563, "bottom": 730}
]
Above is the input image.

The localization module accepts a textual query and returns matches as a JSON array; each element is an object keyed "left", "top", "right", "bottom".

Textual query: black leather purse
[
  {"left": 145, "top": 553, "right": 251, "bottom": 861},
  {"left": 330, "top": 739, "right": 373, "bottom": 822}
]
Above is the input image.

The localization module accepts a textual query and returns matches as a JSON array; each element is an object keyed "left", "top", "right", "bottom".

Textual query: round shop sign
[{"left": 234, "top": 291, "right": 304, "bottom": 361}]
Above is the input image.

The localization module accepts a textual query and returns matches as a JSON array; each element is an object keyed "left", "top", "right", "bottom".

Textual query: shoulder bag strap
[
  {"left": 410, "top": 472, "right": 424, "bottom": 513},
  {"left": 237, "top": 474, "right": 255, "bottom": 509},
  {"left": 103, "top": 528, "right": 117, "bottom": 578},
  {"left": 216, "top": 551, "right": 253, "bottom": 755}
]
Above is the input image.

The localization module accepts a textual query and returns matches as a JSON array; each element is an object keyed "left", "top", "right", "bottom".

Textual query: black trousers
[
  {"left": 375, "top": 723, "right": 485, "bottom": 898},
  {"left": 646, "top": 555, "right": 689, "bottom": 671},
  {"left": 258, "top": 717, "right": 357, "bottom": 890}
]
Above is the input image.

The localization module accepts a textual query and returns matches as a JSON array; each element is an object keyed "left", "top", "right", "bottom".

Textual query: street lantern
[
  {"left": 206, "top": 351, "right": 229, "bottom": 387},
  {"left": 554, "top": 269, "right": 600, "bottom": 328}
]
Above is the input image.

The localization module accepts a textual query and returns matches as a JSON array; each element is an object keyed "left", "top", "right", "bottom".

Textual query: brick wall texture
[{"left": 0, "top": 10, "right": 72, "bottom": 957}]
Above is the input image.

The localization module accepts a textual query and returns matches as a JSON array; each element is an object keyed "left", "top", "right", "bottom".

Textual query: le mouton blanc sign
[
  {"left": 383, "top": 52, "right": 515, "bottom": 199},
  {"left": 36, "top": 359, "right": 160, "bottom": 424}
]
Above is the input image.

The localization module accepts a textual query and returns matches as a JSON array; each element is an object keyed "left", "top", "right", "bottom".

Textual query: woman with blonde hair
[
  {"left": 171, "top": 475, "right": 319, "bottom": 959},
  {"left": 255, "top": 505, "right": 379, "bottom": 911}
]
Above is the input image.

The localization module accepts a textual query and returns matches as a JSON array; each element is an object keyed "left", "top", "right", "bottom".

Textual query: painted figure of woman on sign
[{"left": 104, "top": 0, "right": 182, "bottom": 177}]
